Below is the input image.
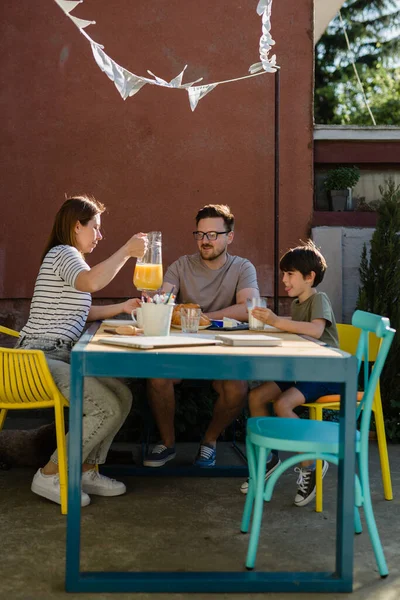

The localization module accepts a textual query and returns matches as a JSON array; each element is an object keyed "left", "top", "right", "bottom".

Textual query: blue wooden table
[{"left": 66, "top": 324, "right": 358, "bottom": 593}]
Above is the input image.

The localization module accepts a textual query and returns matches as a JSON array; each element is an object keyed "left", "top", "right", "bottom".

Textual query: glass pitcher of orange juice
[{"left": 133, "top": 231, "right": 163, "bottom": 291}]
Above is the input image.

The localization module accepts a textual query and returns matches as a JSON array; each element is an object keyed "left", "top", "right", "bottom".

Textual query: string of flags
[{"left": 54, "top": 0, "right": 278, "bottom": 111}]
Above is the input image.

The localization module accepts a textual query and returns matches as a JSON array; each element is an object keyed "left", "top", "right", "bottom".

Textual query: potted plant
[{"left": 323, "top": 166, "right": 360, "bottom": 211}]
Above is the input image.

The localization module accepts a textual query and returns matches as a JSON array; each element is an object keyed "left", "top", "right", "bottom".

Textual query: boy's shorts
[{"left": 275, "top": 381, "right": 342, "bottom": 404}]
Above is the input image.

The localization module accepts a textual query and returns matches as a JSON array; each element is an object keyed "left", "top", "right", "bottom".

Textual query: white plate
[{"left": 171, "top": 324, "right": 211, "bottom": 330}]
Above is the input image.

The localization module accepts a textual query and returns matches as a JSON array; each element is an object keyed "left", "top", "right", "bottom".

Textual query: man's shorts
[{"left": 275, "top": 381, "right": 342, "bottom": 404}]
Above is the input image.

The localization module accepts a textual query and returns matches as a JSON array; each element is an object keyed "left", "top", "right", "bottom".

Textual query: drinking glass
[
  {"left": 247, "top": 297, "right": 267, "bottom": 331},
  {"left": 180, "top": 307, "right": 201, "bottom": 334}
]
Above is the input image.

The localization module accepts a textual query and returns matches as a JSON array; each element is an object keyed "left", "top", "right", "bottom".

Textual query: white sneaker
[
  {"left": 31, "top": 469, "right": 90, "bottom": 507},
  {"left": 240, "top": 454, "right": 281, "bottom": 494},
  {"left": 81, "top": 469, "right": 126, "bottom": 497},
  {"left": 294, "top": 461, "right": 329, "bottom": 507}
]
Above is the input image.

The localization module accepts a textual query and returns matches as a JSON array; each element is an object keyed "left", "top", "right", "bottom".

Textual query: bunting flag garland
[
  {"left": 249, "top": 0, "right": 277, "bottom": 74},
  {"left": 54, "top": 0, "right": 278, "bottom": 110},
  {"left": 187, "top": 84, "right": 218, "bottom": 112}
]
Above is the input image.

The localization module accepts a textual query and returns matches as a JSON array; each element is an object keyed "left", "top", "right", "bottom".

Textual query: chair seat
[
  {"left": 247, "top": 416, "right": 360, "bottom": 454},
  {"left": 313, "top": 391, "right": 364, "bottom": 404}
]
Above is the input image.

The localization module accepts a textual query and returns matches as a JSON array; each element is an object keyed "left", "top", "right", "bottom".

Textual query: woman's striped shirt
[{"left": 20, "top": 245, "right": 92, "bottom": 343}]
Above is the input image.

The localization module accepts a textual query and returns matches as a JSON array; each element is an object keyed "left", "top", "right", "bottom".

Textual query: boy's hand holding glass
[{"left": 252, "top": 307, "right": 278, "bottom": 326}]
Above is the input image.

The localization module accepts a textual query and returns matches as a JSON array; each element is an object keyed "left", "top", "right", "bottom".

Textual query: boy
[{"left": 240, "top": 241, "right": 340, "bottom": 507}]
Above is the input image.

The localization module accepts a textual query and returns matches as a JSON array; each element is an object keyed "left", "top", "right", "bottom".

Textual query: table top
[{"left": 82, "top": 323, "right": 348, "bottom": 360}]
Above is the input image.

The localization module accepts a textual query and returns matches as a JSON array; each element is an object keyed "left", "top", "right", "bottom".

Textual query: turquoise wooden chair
[{"left": 241, "top": 310, "right": 395, "bottom": 576}]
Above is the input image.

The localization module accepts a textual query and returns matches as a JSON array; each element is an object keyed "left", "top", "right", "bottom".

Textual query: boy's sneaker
[
  {"left": 31, "top": 469, "right": 90, "bottom": 507},
  {"left": 294, "top": 460, "right": 329, "bottom": 507},
  {"left": 143, "top": 444, "right": 176, "bottom": 467},
  {"left": 194, "top": 443, "right": 216, "bottom": 467},
  {"left": 81, "top": 469, "right": 126, "bottom": 497},
  {"left": 240, "top": 453, "right": 281, "bottom": 495}
]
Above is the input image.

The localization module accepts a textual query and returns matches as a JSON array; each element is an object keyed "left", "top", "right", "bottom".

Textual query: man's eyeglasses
[{"left": 193, "top": 231, "right": 230, "bottom": 241}]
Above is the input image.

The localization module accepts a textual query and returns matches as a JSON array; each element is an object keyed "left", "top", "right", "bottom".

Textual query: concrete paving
[{"left": 0, "top": 442, "right": 399, "bottom": 600}]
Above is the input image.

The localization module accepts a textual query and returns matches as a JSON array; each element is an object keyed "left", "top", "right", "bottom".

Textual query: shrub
[
  {"left": 357, "top": 178, "right": 400, "bottom": 442},
  {"left": 324, "top": 165, "right": 360, "bottom": 191}
]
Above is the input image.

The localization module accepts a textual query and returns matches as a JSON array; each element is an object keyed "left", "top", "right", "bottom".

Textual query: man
[{"left": 144, "top": 204, "right": 259, "bottom": 467}]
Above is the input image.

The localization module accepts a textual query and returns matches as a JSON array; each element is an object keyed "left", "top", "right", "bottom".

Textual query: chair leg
[
  {"left": 0, "top": 408, "right": 7, "bottom": 431},
  {"left": 245, "top": 446, "right": 267, "bottom": 570},
  {"left": 312, "top": 406, "right": 324, "bottom": 513},
  {"left": 359, "top": 455, "right": 388, "bottom": 577},
  {"left": 373, "top": 390, "right": 393, "bottom": 501},
  {"left": 241, "top": 438, "right": 256, "bottom": 534},
  {"left": 54, "top": 402, "right": 68, "bottom": 515},
  {"left": 354, "top": 506, "right": 362, "bottom": 534}
]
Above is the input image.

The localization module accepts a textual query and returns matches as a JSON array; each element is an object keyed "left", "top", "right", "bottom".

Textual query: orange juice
[{"left": 133, "top": 263, "right": 163, "bottom": 291}]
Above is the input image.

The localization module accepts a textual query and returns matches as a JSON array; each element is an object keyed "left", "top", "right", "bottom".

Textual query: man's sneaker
[
  {"left": 31, "top": 469, "right": 90, "bottom": 507},
  {"left": 194, "top": 443, "right": 216, "bottom": 467},
  {"left": 240, "top": 453, "right": 282, "bottom": 494},
  {"left": 294, "top": 460, "right": 329, "bottom": 507},
  {"left": 143, "top": 444, "right": 176, "bottom": 467},
  {"left": 81, "top": 469, "right": 126, "bottom": 497}
]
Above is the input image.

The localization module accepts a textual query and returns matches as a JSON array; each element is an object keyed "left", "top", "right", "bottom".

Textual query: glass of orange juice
[{"left": 133, "top": 231, "right": 163, "bottom": 291}]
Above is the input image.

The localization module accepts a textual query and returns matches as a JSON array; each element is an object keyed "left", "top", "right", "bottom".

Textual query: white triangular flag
[
  {"left": 70, "top": 15, "right": 96, "bottom": 29},
  {"left": 249, "top": 62, "right": 264, "bottom": 74},
  {"left": 256, "top": 0, "right": 269, "bottom": 16},
  {"left": 168, "top": 66, "right": 203, "bottom": 89},
  {"left": 91, "top": 44, "right": 147, "bottom": 99},
  {"left": 169, "top": 65, "right": 187, "bottom": 87},
  {"left": 147, "top": 71, "right": 168, "bottom": 86},
  {"left": 187, "top": 84, "right": 217, "bottom": 111},
  {"left": 54, "top": 0, "right": 82, "bottom": 14}
]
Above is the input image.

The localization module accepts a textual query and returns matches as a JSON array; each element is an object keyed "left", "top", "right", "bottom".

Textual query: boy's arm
[
  {"left": 273, "top": 316, "right": 325, "bottom": 339},
  {"left": 252, "top": 307, "right": 326, "bottom": 339}
]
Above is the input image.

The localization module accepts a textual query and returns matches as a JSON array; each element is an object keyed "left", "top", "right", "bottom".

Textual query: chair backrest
[
  {"left": 351, "top": 311, "right": 395, "bottom": 446},
  {"left": 0, "top": 325, "right": 20, "bottom": 338},
  {"left": 337, "top": 323, "right": 381, "bottom": 362},
  {"left": 0, "top": 348, "right": 61, "bottom": 407}
]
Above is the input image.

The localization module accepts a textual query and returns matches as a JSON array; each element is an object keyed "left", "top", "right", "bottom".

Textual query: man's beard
[{"left": 200, "top": 245, "right": 226, "bottom": 262}]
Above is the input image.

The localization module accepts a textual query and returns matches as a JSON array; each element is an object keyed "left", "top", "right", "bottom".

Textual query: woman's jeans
[{"left": 16, "top": 336, "right": 132, "bottom": 465}]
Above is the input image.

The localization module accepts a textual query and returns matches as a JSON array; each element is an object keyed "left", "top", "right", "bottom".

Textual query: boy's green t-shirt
[{"left": 290, "top": 291, "right": 339, "bottom": 348}]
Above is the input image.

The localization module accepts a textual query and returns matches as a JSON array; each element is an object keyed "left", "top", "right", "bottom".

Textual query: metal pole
[{"left": 274, "top": 67, "right": 280, "bottom": 314}]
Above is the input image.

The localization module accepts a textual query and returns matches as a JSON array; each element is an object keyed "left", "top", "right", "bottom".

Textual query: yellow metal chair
[
  {"left": 0, "top": 325, "right": 20, "bottom": 338},
  {"left": 0, "top": 344, "right": 69, "bottom": 514},
  {"left": 306, "top": 323, "right": 393, "bottom": 512}
]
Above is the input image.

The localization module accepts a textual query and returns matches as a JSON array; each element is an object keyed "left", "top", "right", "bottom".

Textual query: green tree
[
  {"left": 357, "top": 179, "right": 400, "bottom": 441},
  {"left": 336, "top": 64, "right": 400, "bottom": 124},
  {"left": 315, "top": 0, "right": 400, "bottom": 124}
]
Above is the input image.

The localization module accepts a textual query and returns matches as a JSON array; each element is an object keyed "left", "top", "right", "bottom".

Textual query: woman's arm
[
  {"left": 87, "top": 298, "right": 141, "bottom": 322},
  {"left": 75, "top": 235, "right": 146, "bottom": 293}
]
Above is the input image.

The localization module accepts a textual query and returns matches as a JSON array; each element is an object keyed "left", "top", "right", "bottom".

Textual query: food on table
[
  {"left": 104, "top": 325, "right": 143, "bottom": 336},
  {"left": 171, "top": 304, "right": 211, "bottom": 327}
]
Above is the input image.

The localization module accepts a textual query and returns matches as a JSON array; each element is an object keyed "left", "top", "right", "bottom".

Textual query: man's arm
[
  {"left": 162, "top": 281, "right": 175, "bottom": 293},
  {"left": 205, "top": 287, "right": 259, "bottom": 321}
]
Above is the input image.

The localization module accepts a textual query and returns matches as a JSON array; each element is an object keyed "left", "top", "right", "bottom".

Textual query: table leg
[
  {"left": 335, "top": 357, "right": 357, "bottom": 588},
  {"left": 66, "top": 353, "right": 84, "bottom": 591}
]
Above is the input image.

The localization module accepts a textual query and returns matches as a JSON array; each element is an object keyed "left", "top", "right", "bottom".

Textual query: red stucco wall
[{"left": 0, "top": 0, "right": 313, "bottom": 300}]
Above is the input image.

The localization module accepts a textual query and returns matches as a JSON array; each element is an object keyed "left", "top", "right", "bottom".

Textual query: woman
[{"left": 17, "top": 195, "right": 146, "bottom": 507}]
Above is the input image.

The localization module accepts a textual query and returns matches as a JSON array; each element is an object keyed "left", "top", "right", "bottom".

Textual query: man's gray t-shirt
[
  {"left": 163, "top": 253, "right": 259, "bottom": 313},
  {"left": 291, "top": 291, "right": 339, "bottom": 348}
]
